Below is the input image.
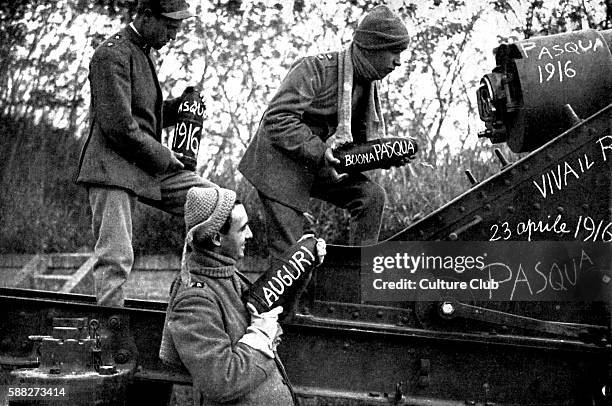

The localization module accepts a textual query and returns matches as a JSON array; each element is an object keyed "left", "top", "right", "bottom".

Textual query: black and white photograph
[{"left": 0, "top": 0, "right": 610, "bottom": 405}]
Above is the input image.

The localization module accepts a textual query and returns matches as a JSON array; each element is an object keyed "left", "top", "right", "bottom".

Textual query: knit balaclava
[
  {"left": 351, "top": 6, "right": 409, "bottom": 81},
  {"left": 180, "top": 187, "right": 236, "bottom": 285},
  {"left": 353, "top": 5, "right": 410, "bottom": 50},
  {"left": 184, "top": 187, "right": 237, "bottom": 242}
]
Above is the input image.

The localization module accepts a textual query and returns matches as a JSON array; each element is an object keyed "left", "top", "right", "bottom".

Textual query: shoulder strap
[{"left": 235, "top": 269, "right": 253, "bottom": 287}]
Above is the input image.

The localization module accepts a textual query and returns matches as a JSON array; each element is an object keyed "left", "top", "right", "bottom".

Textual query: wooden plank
[
  {"left": 0, "top": 254, "right": 33, "bottom": 268},
  {"left": 0, "top": 254, "right": 34, "bottom": 288},
  {"left": 34, "top": 274, "right": 72, "bottom": 280},
  {"left": 48, "top": 253, "right": 91, "bottom": 269},
  {"left": 60, "top": 255, "right": 96, "bottom": 293},
  {"left": 133, "top": 255, "right": 180, "bottom": 271},
  {"left": 33, "top": 273, "right": 73, "bottom": 291},
  {"left": 11, "top": 254, "right": 45, "bottom": 288}
]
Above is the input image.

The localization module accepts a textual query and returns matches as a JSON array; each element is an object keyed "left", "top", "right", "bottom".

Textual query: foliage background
[{"left": 0, "top": 0, "right": 609, "bottom": 257}]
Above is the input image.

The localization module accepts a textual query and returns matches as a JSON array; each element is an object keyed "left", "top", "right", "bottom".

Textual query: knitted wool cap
[
  {"left": 353, "top": 5, "right": 409, "bottom": 50},
  {"left": 184, "top": 187, "right": 237, "bottom": 240}
]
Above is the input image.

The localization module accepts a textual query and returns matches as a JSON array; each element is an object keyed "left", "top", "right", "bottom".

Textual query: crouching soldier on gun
[
  {"left": 160, "top": 187, "right": 326, "bottom": 405},
  {"left": 239, "top": 5, "right": 416, "bottom": 269}
]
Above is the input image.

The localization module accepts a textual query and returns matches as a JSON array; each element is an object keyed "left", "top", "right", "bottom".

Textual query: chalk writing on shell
[
  {"left": 258, "top": 244, "right": 316, "bottom": 307},
  {"left": 246, "top": 236, "right": 318, "bottom": 313},
  {"left": 335, "top": 138, "right": 417, "bottom": 173},
  {"left": 173, "top": 99, "right": 205, "bottom": 157},
  {"left": 532, "top": 136, "right": 612, "bottom": 199},
  {"left": 178, "top": 99, "right": 205, "bottom": 118},
  {"left": 173, "top": 122, "right": 201, "bottom": 155},
  {"left": 519, "top": 36, "right": 605, "bottom": 84}
]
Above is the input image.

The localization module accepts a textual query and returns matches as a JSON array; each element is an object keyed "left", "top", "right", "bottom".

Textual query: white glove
[
  {"left": 298, "top": 234, "right": 327, "bottom": 265},
  {"left": 238, "top": 304, "right": 283, "bottom": 358},
  {"left": 247, "top": 304, "right": 282, "bottom": 338}
]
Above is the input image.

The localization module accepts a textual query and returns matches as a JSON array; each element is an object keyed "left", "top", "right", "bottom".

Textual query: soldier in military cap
[
  {"left": 77, "top": 0, "right": 216, "bottom": 307},
  {"left": 239, "top": 5, "right": 411, "bottom": 267}
]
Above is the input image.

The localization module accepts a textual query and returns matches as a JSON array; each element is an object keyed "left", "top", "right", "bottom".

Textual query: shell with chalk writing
[
  {"left": 245, "top": 235, "right": 319, "bottom": 314},
  {"left": 333, "top": 137, "right": 418, "bottom": 173},
  {"left": 171, "top": 87, "right": 206, "bottom": 171}
]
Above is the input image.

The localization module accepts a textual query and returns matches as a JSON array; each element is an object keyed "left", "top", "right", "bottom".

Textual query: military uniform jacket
[
  {"left": 76, "top": 26, "right": 181, "bottom": 201},
  {"left": 159, "top": 250, "right": 295, "bottom": 406},
  {"left": 238, "top": 52, "right": 369, "bottom": 212}
]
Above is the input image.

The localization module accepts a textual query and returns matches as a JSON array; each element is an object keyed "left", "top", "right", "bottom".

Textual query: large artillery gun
[{"left": 0, "top": 29, "right": 611, "bottom": 405}]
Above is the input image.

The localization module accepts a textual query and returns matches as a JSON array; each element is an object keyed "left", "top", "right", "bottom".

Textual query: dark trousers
[{"left": 259, "top": 173, "right": 385, "bottom": 267}]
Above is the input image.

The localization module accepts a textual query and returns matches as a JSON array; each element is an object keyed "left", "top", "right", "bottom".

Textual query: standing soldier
[
  {"left": 239, "top": 5, "right": 411, "bottom": 267},
  {"left": 76, "top": 0, "right": 215, "bottom": 307}
]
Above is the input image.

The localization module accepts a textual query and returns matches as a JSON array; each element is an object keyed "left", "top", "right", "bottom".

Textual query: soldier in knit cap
[
  {"left": 239, "top": 5, "right": 413, "bottom": 267},
  {"left": 160, "top": 186, "right": 326, "bottom": 405}
]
